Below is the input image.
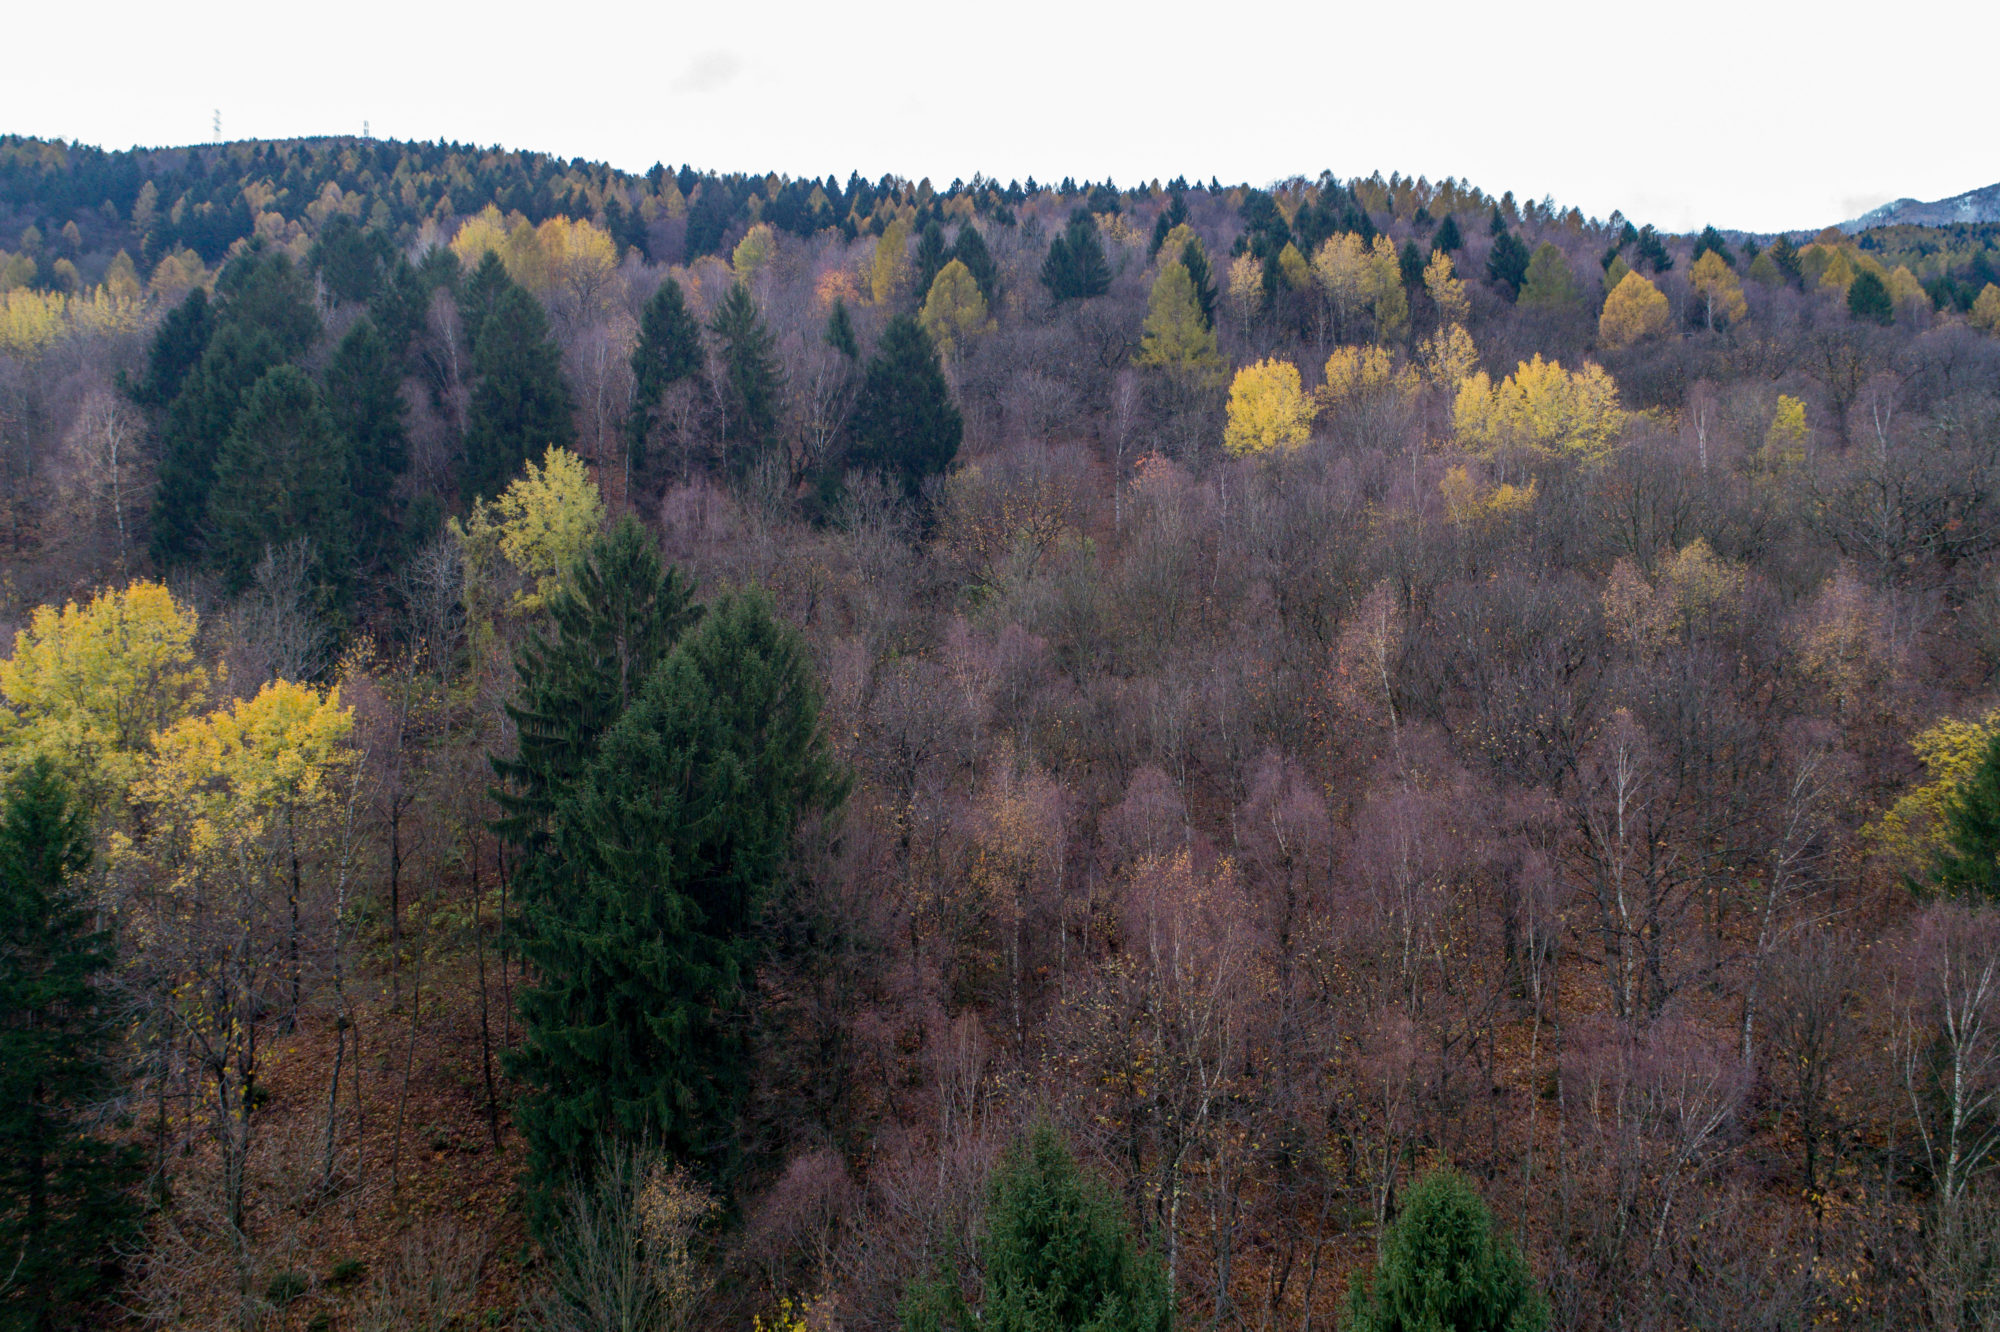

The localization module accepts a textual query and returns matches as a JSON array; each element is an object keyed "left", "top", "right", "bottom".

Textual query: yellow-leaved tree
[
  {"left": 1763, "top": 395, "right": 1809, "bottom": 468},
  {"left": 1277, "top": 242, "right": 1312, "bottom": 290},
  {"left": 1689, "top": 251, "right": 1747, "bottom": 330},
  {"left": 1970, "top": 283, "right": 2000, "bottom": 334},
  {"left": 1227, "top": 253, "right": 1263, "bottom": 329},
  {"left": 0, "top": 581, "right": 206, "bottom": 802},
  {"left": 1454, "top": 355, "right": 1625, "bottom": 461},
  {"left": 1313, "top": 233, "right": 1370, "bottom": 340},
  {"left": 1223, "top": 359, "right": 1315, "bottom": 456},
  {"left": 131, "top": 677, "right": 357, "bottom": 1277},
  {"left": 1871, "top": 709, "right": 2000, "bottom": 872},
  {"left": 453, "top": 447, "right": 606, "bottom": 632},
  {"left": 1419, "top": 323, "right": 1479, "bottom": 394},
  {"left": 1135, "top": 261, "right": 1224, "bottom": 389},
  {"left": 1320, "top": 346, "right": 1419, "bottom": 449},
  {"left": 1363, "top": 236, "right": 1409, "bottom": 340},
  {"left": 1422, "top": 250, "right": 1469, "bottom": 327},
  {"left": 1599, "top": 270, "right": 1672, "bottom": 350},
  {"left": 919, "top": 258, "right": 994, "bottom": 363},
  {"left": 732, "top": 223, "right": 778, "bottom": 286},
  {"left": 870, "top": 218, "right": 912, "bottom": 306}
]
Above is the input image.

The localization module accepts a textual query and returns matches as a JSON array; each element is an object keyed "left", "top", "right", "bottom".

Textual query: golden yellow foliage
[
  {"left": 0, "top": 581, "right": 207, "bottom": 800},
  {"left": 103, "top": 251, "right": 142, "bottom": 302},
  {"left": 815, "top": 267, "right": 861, "bottom": 310},
  {"left": 1440, "top": 465, "right": 1537, "bottom": 527},
  {"left": 1418, "top": 323, "right": 1479, "bottom": 394},
  {"left": 1223, "top": 359, "right": 1315, "bottom": 457},
  {"left": 1423, "top": 250, "right": 1468, "bottom": 327},
  {"left": 450, "top": 204, "right": 512, "bottom": 268},
  {"left": 1598, "top": 270, "right": 1671, "bottom": 350},
  {"left": 1971, "top": 283, "right": 2000, "bottom": 334},
  {"left": 1226, "top": 253, "right": 1263, "bottom": 327},
  {"left": 148, "top": 247, "right": 208, "bottom": 302},
  {"left": 1871, "top": 708, "right": 2000, "bottom": 869},
  {"left": 1601, "top": 538, "right": 1743, "bottom": 646},
  {"left": 870, "top": 218, "right": 912, "bottom": 306},
  {"left": 918, "top": 258, "right": 993, "bottom": 362},
  {"left": 1312, "top": 233, "right": 1369, "bottom": 330},
  {"left": 1278, "top": 241, "right": 1311, "bottom": 290},
  {"left": 1363, "top": 235, "right": 1408, "bottom": 340},
  {"left": 1818, "top": 248, "right": 1856, "bottom": 292},
  {"left": 452, "top": 447, "right": 606, "bottom": 616},
  {"left": 1887, "top": 265, "right": 1926, "bottom": 311},
  {"left": 1763, "top": 395, "right": 1809, "bottom": 468},
  {"left": 1453, "top": 354, "right": 1624, "bottom": 461},
  {"left": 1690, "top": 251, "right": 1747, "bottom": 329},
  {"left": 0, "top": 287, "right": 147, "bottom": 356},
  {"left": 1321, "top": 345, "right": 1418, "bottom": 410}
]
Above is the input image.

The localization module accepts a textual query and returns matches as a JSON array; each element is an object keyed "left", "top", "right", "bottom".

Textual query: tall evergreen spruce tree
[
  {"left": 951, "top": 224, "right": 1000, "bottom": 305},
  {"left": 206, "top": 366, "right": 354, "bottom": 592},
  {"left": 707, "top": 282, "right": 786, "bottom": 475},
  {"left": 625, "top": 277, "right": 705, "bottom": 474},
  {"left": 1930, "top": 731, "right": 2000, "bottom": 899},
  {"left": 462, "top": 284, "right": 576, "bottom": 502},
  {"left": 902, "top": 1121, "right": 1171, "bottom": 1332},
  {"left": 128, "top": 285, "right": 212, "bottom": 411},
  {"left": 323, "top": 316, "right": 408, "bottom": 572},
  {"left": 825, "top": 298, "right": 861, "bottom": 360},
  {"left": 0, "top": 760, "right": 139, "bottom": 1331},
  {"left": 1344, "top": 1169, "right": 1546, "bottom": 1332},
  {"left": 1848, "top": 269, "right": 1894, "bottom": 325},
  {"left": 507, "top": 591, "right": 843, "bottom": 1223},
  {"left": 148, "top": 323, "right": 285, "bottom": 566},
  {"left": 1042, "top": 211, "right": 1112, "bottom": 302},
  {"left": 847, "top": 315, "right": 962, "bottom": 498},
  {"left": 1433, "top": 214, "right": 1464, "bottom": 254},
  {"left": 457, "top": 250, "right": 516, "bottom": 360},
  {"left": 493, "top": 515, "right": 702, "bottom": 881},
  {"left": 1486, "top": 232, "right": 1531, "bottom": 300},
  {"left": 914, "top": 221, "right": 950, "bottom": 300}
]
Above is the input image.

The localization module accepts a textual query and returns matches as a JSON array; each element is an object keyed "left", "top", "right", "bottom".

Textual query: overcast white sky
[{"left": 6, "top": 0, "right": 1994, "bottom": 234}]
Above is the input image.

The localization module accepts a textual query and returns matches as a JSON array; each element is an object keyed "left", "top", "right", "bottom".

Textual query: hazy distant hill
[{"left": 1843, "top": 181, "right": 2000, "bottom": 231}]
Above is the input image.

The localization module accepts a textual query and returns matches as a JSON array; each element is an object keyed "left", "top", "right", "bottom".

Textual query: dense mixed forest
[{"left": 5, "top": 131, "right": 2000, "bottom": 1331}]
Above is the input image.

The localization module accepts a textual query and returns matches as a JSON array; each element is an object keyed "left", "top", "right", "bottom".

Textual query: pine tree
[
  {"left": 1181, "top": 238, "right": 1218, "bottom": 329},
  {"left": 902, "top": 1121, "right": 1171, "bottom": 1332},
  {"left": 1848, "top": 268, "right": 1894, "bottom": 325},
  {"left": 951, "top": 223, "right": 1001, "bottom": 305},
  {"left": 1148, "top": 191, "right": 1188, "bottom": 259},
  {"left": 508, "top": 591, "right": 843, "bottom": 1222},
  {"left": 914, "top": 221, "right": 950, "bottom": 300},
  {"left": 847, "top": 315, "right": 962, "bottom": 498},
  {"left": 493, "top": 515, "right": 701, "bottom": 878},
  {"left": 825, "top": 298, "right": 860, "bottom": 360},
  {"left": 462, "top": 284, "right": 576, "bottom": 502},
  {"left": 1399, "top": 239, "right": 1426, "bottom": 289},
  {"left": 212, "top": 249, "right": 321, "bottom": 360},
  {"left": 625, "top": 277, "right": 704, "bottom": 474},
  {"left": 0, "top": 760, "right": 140, "bottom": 1331},
  {"left": 1042, "top": 211, "right": 1111, "bottom": 302},
  {"left": 1486, "top": 232, "right": 1531, "bottom": 300},
  {"left": 1433, "top": 215, "right": 1463, "bottom": 253},
  {"left": 128, "top": 285, "right": 212, "bottom": 410},
  {"left": 148, "top": 323, "right": 285, "bottom": 567},
  {"left": 707, "top": 282, "right": 786, "bottom": 476},
  {"left": 1344, "top": 1169, "right": 1546, "bottom": 1332},
  {"left": 323, "top": 316, "right": 407, "bottom": 572},
  {"left": 206, "top": 365, "right": 355, "bottom": 593},
  {"left": 457, "top": 250, "right": 515, "bottom": 361},
  {"left": 1930, "top": 731, "right": 2000, "bottom": 900},
  {"left": 1692, "top": 224, "right": 1736, "bottom": 270}
]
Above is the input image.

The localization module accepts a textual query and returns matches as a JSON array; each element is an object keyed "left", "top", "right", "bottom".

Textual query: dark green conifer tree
[
  {"left": 1929, "top": 731, "right": 2000, "bottom": 900},
  {"left": 847, "top": 315, "right": 961, "bottom": 498},
  {"left": 914, "top": 221, "right": 950, "bottom": 299},
  {"left": 0, "top": 760, "right": 140, "bottom": 1332},
  {"left": 1486, "top": 232, "right": 1531, "bottom": 299},
  {"left": 902, "top": 1121, "right": 1171, "bottom": 1332},
  {"left": 206, "top": 366, "right": 354, "bottom": 592},
  {"left": 1692, "top": 224, "right": 1736, "bottom": 270},
  {"left": 1042, "top": 212, "right": 1111, "bottom": 301},
  {"left": 1848, "top": 269, "right": 1894, "bottom": 325},
  {"left": 128, "top": 286, "right": 212, "bottom": 410},
  {"left": 625, "top": 277, "right": 705, "bottom": 475},
  {"left": 1767, "top": 234, "right": 1802, "bottom": 284},
  {"left": 508, "top": 591, "right": 843, "bottom": 1223},
  {"left": 462, "top": 284, "right": 576, "bottom": 501},
  {"left": 1181, "top": 239, "right": 1217, "bottom": 329},
  {"left": 323, "top": 316, "right": 407, "bottom": 572},
  {"left": 1400, "top": 239, "right": 1426, "bottom": 288},
  {"left": 1148, "top": 191, "right": 1188, "bottom": 259},
  {"left": 148, "top": 323, "right": 285, "bottom": 567},
  {"left": 1433, "top": 215, "right": 1463, "bottom": 254},
  {"left": 456, "top": 250, "right": 516, "bottom": 361},
  {"left": 493, "top": 516, "right": 702, "bottom": 881},
  {"left": 951, "top": 224, "right": 1001, "bottom": 305},
  {"left": 1344, "top": 1168, "right": 1546, "bottom": 1332},
  {"left": 825, "top": 298, "right": 860, "bottom": 360},
  {"left": 706, "top": 282, "right": 785, "bottom": 475},
  {"left": 308, "top": 215, "right": 395, "bottom": 305}
]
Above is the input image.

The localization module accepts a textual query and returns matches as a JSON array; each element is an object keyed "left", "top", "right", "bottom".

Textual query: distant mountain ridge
[{"left": 1842, "top": 182, "right": 2000, "bottom": 232}]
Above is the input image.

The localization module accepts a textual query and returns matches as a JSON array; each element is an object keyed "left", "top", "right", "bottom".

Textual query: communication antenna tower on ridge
[
  {"left": 212, "top": 109, "right": 221, "bottom": 143},
  {"left": 363, "top": 120, "right": 370, "bottom": 140}
]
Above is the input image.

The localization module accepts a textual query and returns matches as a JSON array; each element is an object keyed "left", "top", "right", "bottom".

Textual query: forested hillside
[{"left": 5, "top": 131, "right": 2000, "bottom": 1331}]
